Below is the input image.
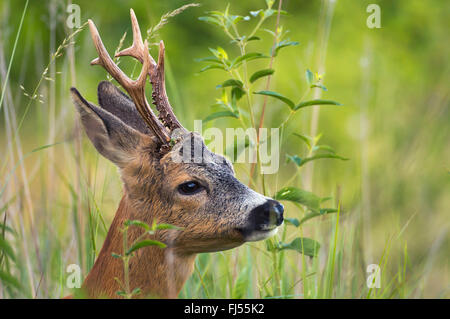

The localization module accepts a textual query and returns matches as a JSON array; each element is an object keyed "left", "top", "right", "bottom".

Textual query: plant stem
[
  {"left": 326, "top": 203, "right": 340, "bottom": 298},
  {"left": 249, "top": 0, "right": 283, "bottom": 189},
  {"left": 0, "top": 0, "right": 28, "bottom": 113},
  {"left": 304, "top": 0, "right": 335, "bottom": 190},
  {"left": 122, "top": 227, "right": 131, "bottom": 298},
  {"left": 270, "top": 238, "right": 281, "bottom": 296}
]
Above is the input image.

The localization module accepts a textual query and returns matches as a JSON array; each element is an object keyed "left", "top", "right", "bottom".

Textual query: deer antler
[
  {"left": 116, "top": 10, "right": 184, "bottom": 132},
  {"left": 88, "top": 9, "right": 185, "bottom": 149}
]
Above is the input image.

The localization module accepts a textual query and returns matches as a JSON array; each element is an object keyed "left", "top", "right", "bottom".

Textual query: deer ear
[
  {"left": 71, "top": 87, "right": 143, "bottom": 167},
  {"left": 97, "top": 81, "right": 150, "bottom": 134}
]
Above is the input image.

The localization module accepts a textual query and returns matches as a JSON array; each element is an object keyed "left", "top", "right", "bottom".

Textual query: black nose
[
  {"left": 271, "top": 201, "right": 284, "bottom": 225},
  {"left": 249, "top": 200, "right": 284, "bottom": 230}
]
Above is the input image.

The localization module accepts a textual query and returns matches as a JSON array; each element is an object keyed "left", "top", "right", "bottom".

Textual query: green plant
[
  {"left": 112, "top": 219, "right": 181, "bottom": 298},
  {"left": 197, "top": 0, "right": 345, "bottom": 297}
]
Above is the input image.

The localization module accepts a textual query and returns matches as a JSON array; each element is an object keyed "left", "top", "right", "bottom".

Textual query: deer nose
[
  {"left": 250, "top": 200, "right": 284, "bottom": 230},
  {"left": 271, "top": 201, "right": 284, "bottom": 226}
]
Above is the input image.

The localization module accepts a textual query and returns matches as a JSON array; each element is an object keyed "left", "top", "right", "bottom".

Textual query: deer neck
[{"left": 81, "top": 194, "right": 196, "bottom": 298}]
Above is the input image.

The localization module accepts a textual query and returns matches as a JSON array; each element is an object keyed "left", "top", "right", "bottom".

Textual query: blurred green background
[{"left": 0, "top": 0, "right": 448, "bottom": 298}]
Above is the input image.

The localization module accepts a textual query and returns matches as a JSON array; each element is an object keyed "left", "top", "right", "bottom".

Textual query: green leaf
[
  {"left": 224, "top": 3, "right": 230, "bottom": 19},
  {"left": 231, "top": 86, "right": 246, "bottom": 101},
  {"left": 132, "top": 287, "right": 142, "bottom": 295},
  {"left": 247, "top": 36, "right": 260, "bottom": 41},
  {"left": 249, "top": 10, "right": 262, "bottom": 17},
  {"left": 250, "top": 68, "right": 275, "bottom": 83},
  {"left": 263, "top": 28, "right": 276, "bottom": 37},
  {"left": 253, "top": 90, "right": 295, "bottom": 109},
  {"left": 292, "top": 133, "right": 313, "bottom": 149},
  {"left": 271, "top": 40, "right": 299, "bottom": 57},
  {"left": 312, "top": 145, "right": 336, "bottom": 153},
  {"left": 198, "top": 65, "right": 226, "bottom": 73},
  {"left": 198, "top": 16, "right": 222, "bottom": 27},
  {"left": 320, "top": 197, "right": 333, "bottom": 204},
  {"left": 195, "top": 56, "right": 222, "bottom": 64},
  {"left": 296, "top": 154, "right": 349, "bottom": 167},
  {"left": 263, "top": 9, "right": 275, "bottom": 18},
  {"left": 320, "top": 208, "right": 339, "bottom": 214},
  {"left": 155, "top": 224, "right": 183, "bottom": 231},
  {"left": 298, "top": 208, "right": 338, "bottom": 226},
  {"left": 212, "top": 100, "right": 232, "bottom": 112},
  {"left": 305, "top": 69, "right": 314, "bottom": 86},
  {"left": 0, "top": 270, "right": 22, "bottom": 290},
  {"left": 266, "top": 0, "right": 275, "bottom": 8},
  {"left": 124, "top": 220, "right": 150, "bottom": 231},
  {"left": 261, "top": 8, "right": 288, "bottom": 19},
  {"left": 216, "top": 79, "right": 243, "bottom": 89},
  {"left": 277, "top": 238, "right": 321, "bottom": 257},
  {"left": 111, "top": 253, "right": 122, "bottom": 259},
  {"left": 230, "top": 52, "right": 269, "bottom": 68},
  {"left": 203, "top": 111, "right": 239, "bottom": 124},
  {"left": 208, "top": 47, "right": 228, "bottom": 60},
  {"left": 294, "top": 99, "right": 342, "bottom": 111},
  {"left": 284, "top": 217, "right": 300, "bottom": 227},
  {"left": 286, "top": 154, "right": 302, "bottom": 166},
  {"left": 274, "top": 187, "right": 321, "bottom": 212},
  {"left": 226, "top": 14, "right": 250, "bottom": 26},
  {"left": 216, "top": 47, "right": 228, "bottom": 60},
  {"left": 0, "top": 236, "right": 15, "bottom": 262},
  {"left": 311, "top": 84, "right": 328, "bottom": 91},
  {"left": 207, "top": 11, "right": 224, "bottom": 17},
  {"left": 126, "top": 239, "right": 166, "bottom": 255}
]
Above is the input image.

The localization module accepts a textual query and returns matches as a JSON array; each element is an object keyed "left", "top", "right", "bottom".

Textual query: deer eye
[{"left": 178, "top": 181, "right": 204, "bottom": 195}]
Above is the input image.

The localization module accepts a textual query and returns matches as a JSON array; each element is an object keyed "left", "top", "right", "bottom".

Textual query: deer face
[
  {"left": 158, "top": 132, "right": 284, "bottom": 253},
  {"left": 71, "top": 82, "right": 284, "bottom": 255}
]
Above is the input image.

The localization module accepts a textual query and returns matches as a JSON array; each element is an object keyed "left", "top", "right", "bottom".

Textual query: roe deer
[{"left": 70, "top": 9, "right": 284, "bottom": 298}]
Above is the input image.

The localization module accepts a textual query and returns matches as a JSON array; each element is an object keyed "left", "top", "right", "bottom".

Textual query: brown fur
[{"left": 81, "top": 195, "right": 196, "bottom": 298}]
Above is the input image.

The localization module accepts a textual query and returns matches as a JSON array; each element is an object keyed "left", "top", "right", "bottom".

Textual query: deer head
[{"left": 70, "top": 9, "right": 283, "bottom": 298}]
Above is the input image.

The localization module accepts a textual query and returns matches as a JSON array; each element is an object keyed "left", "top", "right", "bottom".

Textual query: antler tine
[
  {"left": 88, "top": 18, "right": 171, "bottom": 145},
  {"left": 115, "top": 9, "right": 154, "bottom": 65},
  {"left": 115, "top": 9, "right": 185, "bottom": 132},
  {"left": 88, "top": 20, "right": 133, "bottom": 86}
]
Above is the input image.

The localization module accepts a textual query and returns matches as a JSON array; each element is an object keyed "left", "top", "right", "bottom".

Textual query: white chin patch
[{"left": 245, "top": 227, "right": 278, "bottom": 242}]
